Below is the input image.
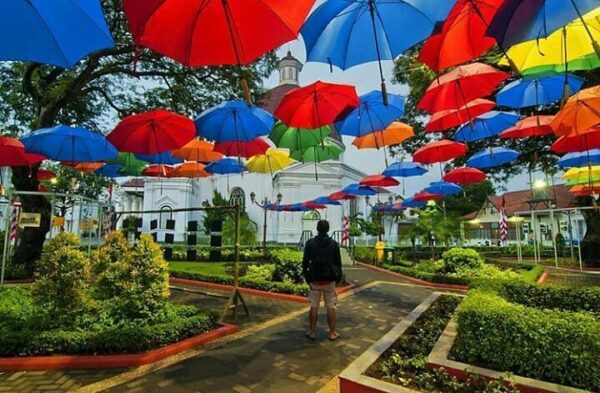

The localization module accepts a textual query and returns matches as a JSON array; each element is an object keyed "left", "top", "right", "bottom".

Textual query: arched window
[
  {"left": 302, "top": 210, "right": 321, "bottom": 221},
  {"left": 159, "top": 205, "right": 173, "bottom": 229},
  {"left": 230, "top": 187, "right": 245, "bottom": 209}
]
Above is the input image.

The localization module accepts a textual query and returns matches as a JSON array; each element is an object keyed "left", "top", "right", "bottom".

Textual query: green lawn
[{"left": 169, "top": 261, "right": 230, "bottom": 277}]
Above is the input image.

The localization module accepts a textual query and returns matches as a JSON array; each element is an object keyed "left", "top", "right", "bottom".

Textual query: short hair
[{"left": 317, "top": 219, "right": 329, "bottom": 234}]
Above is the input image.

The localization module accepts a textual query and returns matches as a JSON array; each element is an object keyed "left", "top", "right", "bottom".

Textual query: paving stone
[
  {"left": 288, "top": 372, "right": 306, "bottom": 382},
  {"left": 232, "top": 384, "right": 251, "bottom": 393}
]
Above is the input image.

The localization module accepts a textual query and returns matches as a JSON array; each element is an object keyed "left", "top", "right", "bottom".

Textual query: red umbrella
[
  {"left": 274, "top": 81, "right": 359, "bottom": 129},
  {"left": 143, "top": 165, "right": 174, "bottom": 178},
  {"left": 419, "top": 0, "right": 503, "bottom": 73},
  {"left": 425, "top": 99, "right": 495, "bottom": 132},
  {"left": 214, "top": 138, "right": 270, "bottom": 158},
  {"left": 551, "top": 127, "right": 600, "bottom": 153},
  {"left": 413, "top": 191, "right": 444, "bottom": 202},
  {"left": 413, "top": 140, "right": 468, "bottom": 164},
  {"left": 303, "top": 201, "right": 327, "bottom": 210},
  {"left": 328, "top": 191, "right": 356, "bottom": 201},
  {"left": 359, "top": 175, "right": 400, "bottom": 187},
  {"left": 108, "top": 109, "right": 196, "bottom": 155},
  {"left": 418, "top": 63, "right": 509, "bottom": 114},
  {"left": 443, "top": 167, "right": 486, "bottom": 185},
  {"left": 37, "top": 169, "right": 56, "bottom": 181},
  {"left": 499, "top": 115, "right": 554, "bottom": 139},
  {"left": 0, "top": 137, "right": 45, "bottom": 167}
]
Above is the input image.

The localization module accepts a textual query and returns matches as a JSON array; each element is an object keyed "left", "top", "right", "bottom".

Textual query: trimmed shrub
[
  {"left": 92, "top": 231, "right": 132, "bottom": 300},
  {"left": 452, "top": 290, "right": 600, "bottom": 392},
  {"left": 441, "top": 247, "right": 483, "bottom": 273},
  {"left": 244, "top": 264, "right": 276, "bottom": 281},
  {"left": 271, "top": 249, "right": 304, "bottom": 284},
  {"left": 382, "top": 264, "right": 470, "bottom": 286}
]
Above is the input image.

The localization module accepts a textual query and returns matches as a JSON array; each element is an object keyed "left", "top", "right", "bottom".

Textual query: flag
[
  {"left": 342, "top": 216, "right": 350, "bottom": 246},
  {"left": 9, "top": 202, "right": 21, "bottom": 243},
  {"left": 499, "top": 196, "right": 508, "bottom": 245}
]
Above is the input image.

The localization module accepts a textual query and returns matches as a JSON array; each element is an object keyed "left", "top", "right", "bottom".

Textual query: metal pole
[
  {"left": 49, "top": 198, "right": 55, "bottom": 241},
  {"left": 87, "top": 202, "right": 93, "bottom": 257},
  {"left": 530, "top": 211, "right": 538, "bottom": 263},
  {"left": 516, "top": 216, "right": 522, "bottom": 263},
  {"left": 1, "top": 194, "right": 13, "bottom": 286},
  {"left": 567, "top": 210, "right": 575, "bottom": 262},
  {"left": 575, "top": 214, "right": 583, "bottom": 272},
  {"left": 234, "top": 204, "right": 240, "bottom": 290},
  {"left": 550, "top": 206, "right": 558, "bottom": 268},
  {"left": 262, "top": 201, "right": 267, "bottom": 253}
]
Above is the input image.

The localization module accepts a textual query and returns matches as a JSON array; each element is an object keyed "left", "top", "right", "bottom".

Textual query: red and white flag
[
  {"left": 499, "top": 196, "right": 508, "bottom": 245},
  {"left": 9, "top": 202, "right": 21, "bottom": 243},
  {"left": 342, "top": 216, "right": 350, "bottom": 246}
]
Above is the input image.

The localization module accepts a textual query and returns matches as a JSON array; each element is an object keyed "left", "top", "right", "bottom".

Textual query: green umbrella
[
  {"left": 269, "top": 121, "right": 330, "bottom": 151},
  {"left": 107, "top": 153, "right": 147, "bottom": 176},
  {"left": 566, "top": 176, "right": 600, "bottom": 186},
  {"left": 521, "top": 53, "right": 600, "bottom": 76},
  {"left": 292, "top": 140, "right": 344, "bottom": 180}
]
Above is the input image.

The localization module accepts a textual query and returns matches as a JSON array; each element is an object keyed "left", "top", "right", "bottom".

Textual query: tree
[
  {"left": 444, "top": 180, "right": 496, "bottom": 216},
  {"left": 0, "top": 0, "right": 278, "bottom": 268},
  {"left": 401, "top": 208, "right": 460, "bottom": 258},
  {"left": 202, "top": 191, "right": 258, "bottom": 245}
]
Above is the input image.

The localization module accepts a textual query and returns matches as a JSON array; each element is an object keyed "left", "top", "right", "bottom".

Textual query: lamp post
[{"left": 250, "top": 191, "right": 283, "bottom": 253}]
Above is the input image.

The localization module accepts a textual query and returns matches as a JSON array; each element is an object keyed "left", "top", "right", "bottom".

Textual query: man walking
[{"left": 302, "top": 220, "right": 342, "bottom": 341}]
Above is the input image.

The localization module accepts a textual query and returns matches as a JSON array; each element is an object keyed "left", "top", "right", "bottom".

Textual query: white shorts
[{"left": 308, "top": 282, "right": 337, "bottom": 309}]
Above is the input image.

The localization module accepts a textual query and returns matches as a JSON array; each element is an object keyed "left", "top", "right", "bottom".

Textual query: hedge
[
  {"left": 381, "top": 264, "right": 470, "bottom": 285},
  {"left": 451, "top": 290, "right": 600, "bottom": 392}
]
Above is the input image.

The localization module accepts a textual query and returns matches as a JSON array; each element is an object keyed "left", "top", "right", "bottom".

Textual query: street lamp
[{"left": 250, "top": 191, "right": 283, "bottom": 252}]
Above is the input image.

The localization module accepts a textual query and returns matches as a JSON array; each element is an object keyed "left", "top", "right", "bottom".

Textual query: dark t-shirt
[{"left": 302, "top": 234, "right": 342, "bottom": 284}]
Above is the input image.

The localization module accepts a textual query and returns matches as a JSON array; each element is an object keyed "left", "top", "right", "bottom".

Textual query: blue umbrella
[
  {"left": 335, "top": 91, "right": 405, "bottom": 137},
  {"left": 454, "top": 111, "right": 520, "bottom": 143},
  {"left": 22, "top": 125, "right": 117, "bottom": 162},
  {"left": 342, "top": 183, "right": 377, "bottom": 196},
  {"left": 301, "top": 0, "right": 454, "bottom": 99},
  {"left": 287, "top": 203, "right": 311, "bottom": 212},
  {"left": 424, "top": 181, "right": 462, "bottom": 196},
  {"left": 94, "top": 164, "right": 123, "bottom": 178},
  {"left": 313, "top": 196, "right": 342, "bottom": 206},
  {"left": 402, "top": 197, "right": 426, "bottom": 208},
  {"left": 195, "top": 101, "right": 274, "bottom": 143},
  {"left": 382, "top": 162, "right": 428, "bottom": 178},
  {"left": 487, "top": 0, "right": 600, "bottom": 48},
  {"left": 558, "top": 149, "right": 600, "bottom": 169},
  {"left": 467, "top": 147, "right": 520, "bottom": 169},
  {"left": 135, "top": 152, "right": 183, "bottom": 166},
  {"left": 205, "top": 158, "right": 247, "bottom": 175},
  {"left": 496, "top": 74, "right": 586, "bottom": 109},
  {"left": 0, "top": 0, "right": 114, "bottom": 68}
]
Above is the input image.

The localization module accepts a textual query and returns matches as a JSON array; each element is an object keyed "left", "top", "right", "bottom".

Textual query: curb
[
  {"left": 357, "top": 262, "right": 468, "bottom": 292},
  {"left": 537, "top": 270, "right": 549, "bottom": 284},
  {"left": 0, "top": 324, "right": 238, "bottom": 372}
]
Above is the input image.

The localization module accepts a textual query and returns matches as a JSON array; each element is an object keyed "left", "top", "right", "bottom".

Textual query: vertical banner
[
  {"left": 342, "top": 216, "right": 350, "bottom": 246},
  {"left": 9, "top": 202, "right": 21, "bottom": 244}
]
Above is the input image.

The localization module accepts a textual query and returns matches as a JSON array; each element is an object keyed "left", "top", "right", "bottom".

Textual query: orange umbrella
[
  {"left": 552, "top": 86, "right": 600, "bottom": 136},
  {"left": 172, "top": 139, "right": 224, "bottom": 162},
  {"left": 569, "top": 183, "right": 600, "bottom": 197},
  {"left": 352, "top": 122, "right": 414, "bottom": 149},
  {"left": 75, "top": 162, "right": 104, "bottom": 173},
  {"left": 170, "top": 162, "right": 211, "bottom": 179},
  {"left": 551, "top": 127, "right": 600, "bottom": 153},
  {"left": 143, "top": 165, "right": 174, "bottom": 178}
]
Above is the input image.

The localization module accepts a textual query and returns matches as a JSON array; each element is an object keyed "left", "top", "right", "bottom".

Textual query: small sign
[
  {"left": 52, "top": 216, "right": 65, "bottom": 227},
  {"left": 19, "top": 213, "right": 41, "bottom": 228}
]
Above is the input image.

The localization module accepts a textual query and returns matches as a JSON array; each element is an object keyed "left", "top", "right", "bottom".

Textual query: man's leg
[
  {"left": 308, "top": 306, "right": 318, "bottom": 338},
  {"left": 324, "top": 283, "right": 340, "bottom": 340}
]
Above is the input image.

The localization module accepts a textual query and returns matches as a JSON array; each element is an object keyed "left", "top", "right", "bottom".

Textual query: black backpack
[{"left": 308, "top": 238, "right": 341, "bottom": 282}]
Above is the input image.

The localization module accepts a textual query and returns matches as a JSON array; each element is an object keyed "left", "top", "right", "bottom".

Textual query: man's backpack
[{"left": 308, "top": 238, "right": 341, "bottom": 282}]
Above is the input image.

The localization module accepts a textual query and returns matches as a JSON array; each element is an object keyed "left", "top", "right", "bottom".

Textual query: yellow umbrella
[
  {"left": 500, "top": 7, "right": 600, "bottom": 76},
  {"left": 563, "top": 166, "right": 600, "bottom": 182},
  {"left": 246, "top": 148, "right": 294, "bottom": 175}
]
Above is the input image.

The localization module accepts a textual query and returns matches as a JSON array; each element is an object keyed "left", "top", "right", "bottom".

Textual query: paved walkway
[
  {"left": 545, "top": 267, "right": 600, "bottom": 287},
  {"left": 0, "top": 264, "right": 435, "bottom": 393}
]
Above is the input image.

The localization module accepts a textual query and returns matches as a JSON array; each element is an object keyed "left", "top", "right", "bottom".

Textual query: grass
[{"left": 169, "top": 261, "right": 230, "bottom": 277}]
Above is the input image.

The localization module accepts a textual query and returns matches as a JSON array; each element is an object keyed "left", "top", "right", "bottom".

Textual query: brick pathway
[{"left": 545, "top": 268, "right": 600, "bottom": 287}]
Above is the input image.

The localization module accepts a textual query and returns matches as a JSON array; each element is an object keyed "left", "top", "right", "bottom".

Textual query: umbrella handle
[
  {"left": 241, "top": 78, "right": 252, "bottom": 106},
  {"left": 381, "top": 82, "right": 388, "bottom": 106}
]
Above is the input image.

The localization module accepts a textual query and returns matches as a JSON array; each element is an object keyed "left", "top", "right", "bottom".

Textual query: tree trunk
[
  {"left": 10, "top": 165, "right": 51, "bottom": 274},
  {"left": 580, "top": 206, "right": 600, "bottom": 267}
]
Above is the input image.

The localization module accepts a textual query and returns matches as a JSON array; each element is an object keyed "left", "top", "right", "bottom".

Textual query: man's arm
[
  {"left": 335, "top": 242, "right": 342, "bottom": 271},
  {"left": 302, "top": 241, "right": 311, "bottom": 280}
]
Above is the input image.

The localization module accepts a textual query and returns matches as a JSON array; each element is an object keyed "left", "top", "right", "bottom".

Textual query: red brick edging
[
  {"left": 0, "top": 324, "right": 238, "bottom": 372},
  {"left": 357, "top": 262, "right": 468, "bottom": 292},
  {"left": 170, "top": 277, "right": 358, "bottom": 304},
  {"left": 537, "top": 270, "right": 549, "bottom": 284}
]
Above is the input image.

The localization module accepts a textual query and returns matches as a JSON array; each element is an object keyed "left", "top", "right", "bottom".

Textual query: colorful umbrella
[
  {"left": 195, "top": 101, "right": 274, "bottom": 142},
  {"left": 467, "top": 147, "right": 520, "bottom": 169},
  {"left": 563, "top": 166, "right": 600, "bottom": 182},
  {"left": 0, "top": 137, "right": 44, "bottom": 167},
  {"left": 37, "top": 169, "right": 56, "bottom": 181},
  {"left": 359, "top": 175, "right": 399, "bottom": 188},
  {"left": 496, "top": 75, "right": 586, "bottom": 109},
  {"left": 292, "top": 140, "right": 344, "bottom": 162},
  {"left": 487, "top": 0, "right": 600, "bottom": 48},
  {"left": 74, "top": 162, "right": 104, "bottom": 173},
  {"left": 499, "top": 115, "right": 555, "bottom": 139},
  {"left": 170, "top": 162, "right": 211, "bottom": 179},
  {"left": 303, "top": 201, "right": 327, "bottom": 210},
  {"left": 108, "top": 110, "right": 195, "bottom": 155},
  {"left": 214, "top": 138, "right": 270, "bottom": 159},
  {"left": 454, "top": 111, "right": 520, "bottom": 143},
  {"left": 107, "top": 152, "right": 148, "bottom": 176},
  {"left": 246, "top": 148, "right": 295, "bottom": 174},
  {"left": 301, "top": 0, "right": 454, "bottom": 102},
  {"left": 135, "top": 152, "right": 183, "bottom": 166},
  {"left": 402, "top": 197, "right": 427, "bottom": 208},
  {"left": 268, "top": 122, "right": 330, "bottom": 152},
  {"left": 413, "top": 140, "right": 468, "bottom": 165},
  {"left": 413, "top": 191, "right": 443, "bottom": 202},
  {"left": 419, "top": 0, "right": 503, "bottom": 73},
  {"left": 569, "top": 183, "right": 600, "bottom": 196},
  {"left": 551, "top": 128, "right": 600, "bottom": 153},
  {"left": 22, "top": 125, "right": 117, "bottom": 163},
  {"left": 352, "top": 122, "right": 414, "bottom": 150},
  {"left": 274, "top": 81, "right": 359, "bottom": 129},
  {"left": 558, "top": 149, "right": 600, "bottom": 168},
  {"left": 328, "top": 191, "right": 356, "bottom": 201},
  {"left": 335, "top": 91, "right": 405, "bottom": 137},
  {"left": 94, "top": 164, "right": 123, "bottom": 178},
  {"left": 424, "top": 181, "right": 463, "bottom": 196},
  {"left": 425, "top": 99, "right": 496, "bottom": 132},
  {"left": 172, "top": 139, "right": 223, "bottom": 163},
  {"left": 312, "top": 197, "right": 342, "bottom": 206},
  {"left": 342, "top": 183, "right": 377, "bottom": 196},
  {"left": 551, "top": 86, "right": 600, "bottom": 136},
  {"left": 443, "top": 167, "right": 487, "bottom": 185},
  {"left": 1, "top": 0, "right": 114, "bottom": 68},
  {"left": 205, "top": 158, "right": 247, "bottom": 175},
  {"left": 142, "top": 164, "right": 174, "bottom": 178},
  {"left": 418, "top": 63, "right": 509, "bottom": 114},
  {"left": 382, "top": 162, "right": 428, "bottom": 178}
]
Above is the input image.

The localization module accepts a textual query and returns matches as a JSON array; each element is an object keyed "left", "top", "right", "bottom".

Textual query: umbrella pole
[
  {"left": 367, "top": 0, "right": 388, "bottom": 106},
  {"left": 562, "top": 27, "right": 571, "bottom": 105}
]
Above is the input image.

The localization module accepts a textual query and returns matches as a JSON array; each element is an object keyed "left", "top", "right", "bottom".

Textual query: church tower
[{"left": 278, "top": 51, "right": 302, "bottom": 86}]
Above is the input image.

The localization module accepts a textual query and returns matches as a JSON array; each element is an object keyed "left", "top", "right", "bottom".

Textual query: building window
[
  {"left": 303, "top": 210, "right": 321, "bottom": 221},
  {"left": 230, "top": 187, "right": 245, "bottom": 209},
  {"left": 159, "top": 205, "right": 173, "bottom": 229}
]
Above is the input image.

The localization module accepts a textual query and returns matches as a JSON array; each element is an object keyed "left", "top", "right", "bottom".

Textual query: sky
[{"left": 262, "top": 39, "right": 537, "bottom": 197}]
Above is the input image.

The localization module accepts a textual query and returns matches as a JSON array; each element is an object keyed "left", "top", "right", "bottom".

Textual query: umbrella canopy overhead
[
  {"left": 0, "top": 0, "right": 114, "bottom": 68},
  {"left": 214, "top": 138, "right": 270, "bottom": 159},
  {"left": 172, "top": 139, "right": 224, "bottom": 163},
  {"left": 135, "top": 152, "right": 183, "bottom": 165},
  {"left": 551, "top": 128, "right": 600, "bottom": 153},
  {"left": 312, "top": 196, "right": 342, "bottom": 206},
  {"left": 425, "top": 99, "right": 496, "bottom": 132},
  {"left": 419, "top": 0, "right": 503, "bottom": 73},
  {"left": 558, "top": 149, "right": 600, "bottom": 168},
  {"left": 342, "top": 183, "right": 377, "bottom": 196},
  {"left": 195, "top": 101, "right": 275, "bottom": 142},
  {"left": 401, "top": 197, "right": 427, "bottom": 208},
  {"left": 563, "top": 166, "right": 600, "bottom": 182},
  {"left": 0, "top": 137, "right": 44, "bottom": 167},
  {"left": 487, "top": 0, "right": 600, "bottom": 48},
  {"left": 303, "top": 201, "right": 327, "bottom": 210},
  {"left": 454, "top": 111, "right": 520, "bottom": 143},
  {"left": 123, "top": 0, "right": 314, "bottom": 67},
  {"left": 37, "top": 169, "right": 56, "bottom": 181},
  {"left": 569, "top": 183, "right": 600, "bottom": 196},
  {"left": 551, "top": 86, "right": 600, "bottom": 136},
  {"left": 328, "top": 191, "right": 356, "bottom": 201},
  {"left": 292, "top": 140, "right": 344, "bottom": 162},
  {"left": 275, "top": 81, "right": 359, "bottom": 129},
  {"left": 359, "top": 175, "right": 399, "bottom": 188},
  {"left": 334, "top": 91, "right": 405, "bottom": 137},
  {"left": 413, "top": 140, "right": 468, "bottom": 164},
  {"left": 352, "top": 122, "right": 414, "bottom": 150},
  {"left": 74, "top": 162, "right": 104, "bottom": 173},
  {"left": 22, "top": 125, "right": 117, "bottom": 163},
  {"left": 467, "top": 147, "right": 520, "bottom": 169},
  {"left": 496, "top": 75, "right": 586, "bottom": 109},
  {"left": 143, "top": 164, "right": 174, "bottom": 178},
  {"left": 382, "top": 162, "right": 428, "bottom": 178},
  {"left": 108, "top": 109, "right": 195, "bottom": 155},
  {"left": 443, "top": 167, "right": 487, "bottom": 185},
  {"left": 413, "top": 191, "right": 443, "bottom": 202},
  {"left": 418, "top": 63, "right": 509, "bottom": 114},
  {"left": 170, "top": 162, "right": 211, "bottom": 178},
  {"left": 205, "top": 158, "right": 247, "bottom": 175},
  {"left": 94, "top": 164, "right": 123, "bottom": 178},
  {"left": 499, "top": 115, "right": 555, "bottom": 139},
  {"left": 269, "top": 122, "right": 330, "bottom": 151},
  {"left": 424, "top": 181, "right": 463, "bottom": 196},
  {"left": 107, "top": 152, "right": 148, "bottom": 176},
  {"left": 246, "top": 148, "right": 295, "bottom": 174}
]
